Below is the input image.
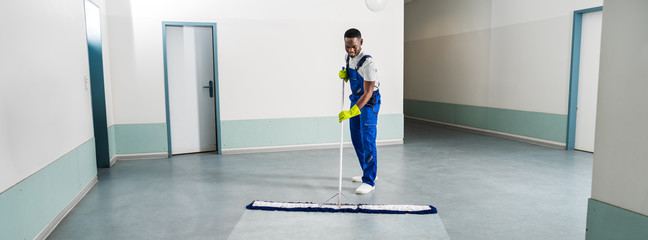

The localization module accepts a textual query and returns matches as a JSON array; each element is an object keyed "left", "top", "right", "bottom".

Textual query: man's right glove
[
  {"left": 339, "top": 67, "right": 348, "bottom": 82},
  {"left": 339, "top": 105, "right": 361, "bottom": 123}
]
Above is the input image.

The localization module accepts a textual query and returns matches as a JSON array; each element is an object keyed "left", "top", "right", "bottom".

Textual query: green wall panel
[
  {"left": 108, "top": 125, "right": 116, "bottom": 160},
  {"left": 113, "top": 123, "right": 168, "bottom": 154},
  {"left": 404, "top": 99, "right": 455, "bottom": 123},
  {"left": 0, "top": 139, "right": 97, "bottom": 240},
  {"left": 111, "top": 117, "right": 399, "bottom": 153},
  {"left": 404, "top": 99, "right": 567, "bottom": 143},
  {"left": 221, "top": 114, "right": 404, "bottom": 149},
  {"left": 455, "top": 104, "right": 489, "bottom": 129},
  {"left": 379, "top": 114, "right": 405, "bottom": 141},
  {"left": 586, "top": 199, "right": 648, "bottom": 240},
  {"left": 487, "top": 107, "right": 566, "bottom": 142}
]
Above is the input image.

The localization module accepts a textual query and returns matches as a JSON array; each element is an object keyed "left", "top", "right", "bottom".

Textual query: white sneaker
[
  {"left": 355, "top": 183, "right": 375, "bottom": 194},
  {"left": 351, "top": 176, "right": 378, "bottom": 183}
]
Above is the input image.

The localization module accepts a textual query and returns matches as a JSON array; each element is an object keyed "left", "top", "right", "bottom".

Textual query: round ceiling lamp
[{"left": 366, "top": 0, "right": 387, "bottom": 12}]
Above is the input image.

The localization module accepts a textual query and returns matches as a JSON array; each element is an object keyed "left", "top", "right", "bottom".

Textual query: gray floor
[{"left": 48, "top": 119, "right": 593, "bottom": 240}]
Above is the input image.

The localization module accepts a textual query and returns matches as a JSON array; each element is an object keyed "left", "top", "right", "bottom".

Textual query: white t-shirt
[{"left": 347, "top": 50, "right": 379, "bottom": 91}]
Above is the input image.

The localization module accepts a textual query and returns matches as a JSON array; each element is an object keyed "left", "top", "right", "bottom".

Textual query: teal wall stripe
[
  {"left": 221, "top": 114, "right": 404, "bottom": 149},
  {"left": 109, "top": 116, "right": 401, "bottom": 153},
  {"left": 404, "top": 99, "right": 567, "bottom": 143},
  {"left": 108, "top": 125, "right": 116, "bottom": 160},
  {"left": 113, "top": 123, "right": 168, "bottom": 154},
  {"left": 455, "top": 104, "right": 489, "bottom": 129},
  {"left": 0, "top": 139, "right": 97, "bottom": 240},
  {"left": 404, "top": 100, "right": 455, "bottom": 123},
  {"left": 378, "top": 114, "right": 405, "bottom": 141},
  {"left": 586, "top": 199, "right": 648, "bottom": 239}
]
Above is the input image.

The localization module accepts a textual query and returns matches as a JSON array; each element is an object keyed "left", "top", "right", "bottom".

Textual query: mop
[{"left": 246, "top": 69, "right": 437, "bottom": 215}]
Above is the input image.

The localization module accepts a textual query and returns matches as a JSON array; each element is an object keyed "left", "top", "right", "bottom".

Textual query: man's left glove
[{"left": 339, "top": 105, "right": 361, "bottom": 123}]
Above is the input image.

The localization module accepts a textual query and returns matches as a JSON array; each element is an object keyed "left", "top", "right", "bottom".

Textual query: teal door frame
[
  {"left": 84, "top": 0, "right": 110, "bottom": 167},
  {"left": 162, "top": 22, "right": 222, "bottom": 156},
  {"left": 566, "top": 6, "right": 603, "bottom": 150}
]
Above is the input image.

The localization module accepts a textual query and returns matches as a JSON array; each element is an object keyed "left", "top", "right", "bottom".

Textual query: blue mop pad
[{"left": 246, "top": 200, "right": 437, "bottom": 214}]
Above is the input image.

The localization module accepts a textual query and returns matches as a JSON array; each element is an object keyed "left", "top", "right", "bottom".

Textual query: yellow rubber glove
[
  {"left": 339, "top": 105, "right": 361, "bottom": 123},
  {"left": 338, "top": 68, "right": 348, "bottom": 82}
]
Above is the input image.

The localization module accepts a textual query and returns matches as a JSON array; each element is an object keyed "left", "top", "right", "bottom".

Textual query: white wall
[
  {"left": 106, "top": 0, "right": 403, "bottom": 125},
  {"left": 591, "top": 0, "right": 648, "bottom": 216},
  {"left": 489, "top": 0, "right": 602, "bottom": 114},
  {"left": 491, "top": 0, "right": 604, "bottom": 28},
  {"left": 0, "top": 0, "right": 95, "bottom": 192},
  {"left": 405, "top": 0, "right": 492, "bottom": 41},
  {"left": 404, "top": 0, "right": 602, "bottom": 114},
  {"left": 405, "top": 0, "right": 492, "bottom": 107}
]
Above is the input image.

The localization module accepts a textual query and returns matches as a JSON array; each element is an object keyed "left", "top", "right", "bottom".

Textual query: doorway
[
  {"left": 84, "top": 0, "right": 110, "bottom": 167},
  {"left": 566, "top": 7, "right": 603, "bottom": 152},
  {"left": 163, "top": 23, "right": 221, "bottom": 156}
]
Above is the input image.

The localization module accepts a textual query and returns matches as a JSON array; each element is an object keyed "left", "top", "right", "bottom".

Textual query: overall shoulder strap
[
  {"left": 356, "top": 55, "right": 372, "bottom": 69},
  {"left": 346, "top": 55, "right": 350, "bottom": 69}
]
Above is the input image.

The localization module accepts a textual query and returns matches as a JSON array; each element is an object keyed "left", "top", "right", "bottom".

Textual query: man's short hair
[{"left": 344, "top": 28, "right": 362, "bottom": 39}]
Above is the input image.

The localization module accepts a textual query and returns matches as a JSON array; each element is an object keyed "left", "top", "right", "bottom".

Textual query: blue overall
[{"left": 346, "top": 55, "right": 381, "bottom": 187}]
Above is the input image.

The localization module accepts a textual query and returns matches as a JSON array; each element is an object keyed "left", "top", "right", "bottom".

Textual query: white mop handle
[{"left": 338, "top": 70, "right": 345, "bottom": 207}]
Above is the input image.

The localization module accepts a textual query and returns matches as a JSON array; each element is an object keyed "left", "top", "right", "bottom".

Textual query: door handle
[{"left": 202, "top": 80, "right": 213, "bottom": 98}]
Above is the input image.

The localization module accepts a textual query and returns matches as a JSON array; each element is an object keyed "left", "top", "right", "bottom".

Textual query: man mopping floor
[
  {"left": 246, "top": 28, "right": 436, "bottom": 215},
  {"left": 338, "top": 28, "right": 381, "bottom": 195}
]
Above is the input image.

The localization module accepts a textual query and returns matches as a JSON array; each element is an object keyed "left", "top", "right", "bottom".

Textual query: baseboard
[
  {"left": 222, "top": 139, "right": 404, "bottom": 155},
  {"left": 35, "top": 176, "right": 98, "bottom": 240},
  {"left": 110, "top": 155, "right": 117, "bottom": 167},
  {"left": 406, "top": 116, "right": 566, "bottom": 149},
  {"left": 114, "top": 152, "right": 168, "bottom": 161}
]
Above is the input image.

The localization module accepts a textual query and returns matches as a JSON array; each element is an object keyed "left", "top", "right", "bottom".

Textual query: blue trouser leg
[
  {"left": 349, "top": 113, "right": 365, "bottom": 169},
  {"left": 350, "top": 93, "right": 380, "bottom": 187}
]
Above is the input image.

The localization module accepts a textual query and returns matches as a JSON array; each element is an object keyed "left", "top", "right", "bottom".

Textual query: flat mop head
[{"left": 246, "top": 200, "right": 437, "bottom": 215}]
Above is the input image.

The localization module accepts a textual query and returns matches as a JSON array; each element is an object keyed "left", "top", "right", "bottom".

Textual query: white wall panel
[
  {"left": 591, "top": 0, "right": 648, "bottom": 216},
  {"left": 405, "top": 0, "right": 491, "bottom": 41},
  {"left": 107, "top": 0, "right": 404, "bottom": 122},
  {"left": 491, "top": 0, "right": 603, "bottom": 27},
  {"left": 404, "top": 29, "right": 491, "bottom": 105},
  {"left": 0, "top": 0, "right": 94, "bottom": 192},
  {"left": 404, "top": 0, "right": 602, "bottom": 115},
  {"left": 488, "top": 16, "right": 571, "bottom": 114}
]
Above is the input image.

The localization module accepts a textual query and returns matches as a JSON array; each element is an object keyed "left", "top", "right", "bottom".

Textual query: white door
[
  {"left": 575, "top": 11, "right": 603, "bottom": 152},
  {"left": 166, "top": 26, "right": 217, "bottom": 154}
]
